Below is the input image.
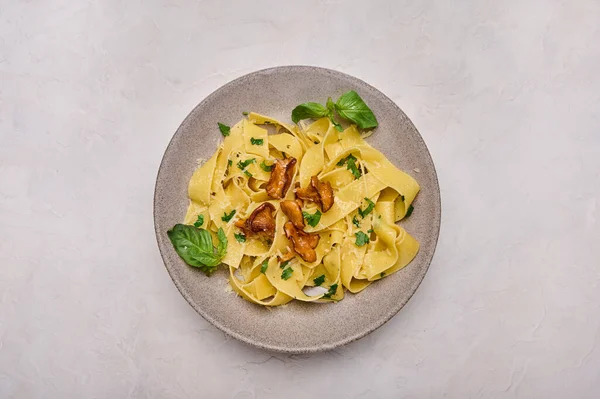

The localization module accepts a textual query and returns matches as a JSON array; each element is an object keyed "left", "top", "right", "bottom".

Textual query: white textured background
[{"left": 1, "top": 0, "right": 600, "bottom": 398}]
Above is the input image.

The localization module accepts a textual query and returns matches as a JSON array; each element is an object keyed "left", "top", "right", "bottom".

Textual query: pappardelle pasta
[{"left": 168, "top": 95, "right": 420, "bottom": 306}]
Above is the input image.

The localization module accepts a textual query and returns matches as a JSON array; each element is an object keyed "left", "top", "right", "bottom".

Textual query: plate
[{"left": 154, "top": 66, "right": 441, "bottom": 353}]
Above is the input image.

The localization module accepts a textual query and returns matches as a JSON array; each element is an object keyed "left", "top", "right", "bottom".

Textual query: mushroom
[
  {"left": 234, "top": 203, "right": 276, "bottom": 239},
  {"left": 280, "top": 200, "right": 305, "bottom": 229},
  {"left": 266, "top": 157, "right": 297, "bottom": 199},
  {"left": 283, "top": 221, "right": 320, "bottom": 262},
  {"left": 294, "top": 176, "right": 334, "bottom": 212}
]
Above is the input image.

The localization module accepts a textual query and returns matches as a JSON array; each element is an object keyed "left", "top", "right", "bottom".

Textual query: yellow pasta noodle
[{"left": 183, "top": 116, "right": 420, "bottom": 306}]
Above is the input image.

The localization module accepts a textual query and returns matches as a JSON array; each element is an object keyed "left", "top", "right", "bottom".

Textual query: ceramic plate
[{"left": 154, "top": 66, "right": 440, "bottom": 353}]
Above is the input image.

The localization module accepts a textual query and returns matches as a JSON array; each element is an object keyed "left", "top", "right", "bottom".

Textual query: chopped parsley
[
  {"left": 237, "top": 158, "right": 256, "bottom": 170},
  {"left": 260, "top": 259, "right": 269, "bottom": 273},
  {"left": 358, "top": 198, "right": 375, "bottom": 218},
  {"left": 380, "top": 272, "right": 385, "bottom": 277},
  {"left": 244, "top": 170, "right": 253, "bottom": 178},
  {"left": 250, "top": 137, "right": 264, "bottom": 145},
  {"left": 281, "top": 267, "right": 293, "bottom": 280},
  {"left": 323, "top": 283, "right": 338, "bottom": 299},
  {"left": 218, "top": 122, "right": 230, "bottom": 137},
  {"left": 367, "top": 228, "right": 374, "bottom": 234},
  {"left": 405, "top": 204, "right": 414, "bottom": 218},
  {"left": 234, "top": 233, "right": 246, "bottom": 243},
  {"left": 280, "top": 260, "right": 290, "bottom": 269},
  {"left": 337, "top": 154, "right": 361, "bottom": 179},
  {"left": 221, "top": 210, "right": 236, "bottom": 222},
  {"left": 313, "top": 275, "right": 325, "bottom": 286},
  {"left": 193, "top": 215, "right": 204, "bottom": 228},
  {"left": 260, "top": 160, "right": 273, "bottom": 172},
  {"left": 302, "top": 210, "right": 322, "bottom": 227},
  {"left": 355, "top": 231, "right": 369, "bottom": 247},
  {"left": 242, "top": 111, "right": 249, "bottom": 116},
  {"left": 352, "top": 215, "right": 360, "bottom": 228},
  {"left": 227, "top": 159, "right": 232, "bottom": 167}
]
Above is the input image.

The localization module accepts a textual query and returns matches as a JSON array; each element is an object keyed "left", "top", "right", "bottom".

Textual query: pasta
[{"left": 182, "top": 112, "right": 420, "bottom": 306}]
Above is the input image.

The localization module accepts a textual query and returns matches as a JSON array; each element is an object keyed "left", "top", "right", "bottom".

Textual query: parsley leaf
[
  {"left": 358, "top": 198, "right": 375, "bottom": 218},
  {"left": 237, "top": 158, "right": 256, "bottom": 170},
  {"left": 291, "top": 102, "right": 328, "bottom": 123},
  {"left": 280, "top": 260, "right": 290, "bottom": 269},
  {"left": 355, "top": 231, "right": 369, "bottom": 247},
  {"left": 335, "top": 91, "right": 378, "bottom": 129},
  {"left": 234, "top": 233, "right": 246, "bottom": 243},
  {"left": 250, "top": 137, "right": 264, "bottom": 145},
  {"left": 302, "top": 210, "right": 322, "bottom": 227},
  {"left": 218, "top": 122, "right": 231, "bottom": 137},
  {"left": 367, "top": 228, "right": 374, "bottom": 234},
  {"left": 260, "top": 259, "right": 269, "bottom": 274},
  {"left": 352, "top": 215, "right": 360, "bottom": 228},
  {"left": 167, "top": 225, "right": 228, "bottom": 276},
  {"left": 281, "top": 267, "right": 294, "bottom": 280},
  {"left": 228, "top": 159, "right": 232, "bottom": 167},
  {"left": 193, "top": 215, "right": 204, "bottom": 228},
  {"left": 244, "top": 170, "right": 253, "bottom": 178},
  {"left": 313, "top": 275, "right": 325, "bottom": 286},
  {"left": 405, "top": 204, "right": 414, "bottom": 218},
  {"left": 260, "top": 160, "right": 273, "bottom": 172},
  {"left": 323, "top": 283, "right": 338, "bottom": 299},
  {"left": 221, "top": 210, "right": 236, "bottom": 222},
  {"left": 337, "top": 154, "right": 361, "bottom": 179}
]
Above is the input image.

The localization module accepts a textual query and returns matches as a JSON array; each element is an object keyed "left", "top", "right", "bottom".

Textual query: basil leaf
[
  {"left": 216, "top": 228, "right": 227, "bottom": 256},
  {"left": 355, "top": 231, "right": 369, "bottom": 247},
  {"left": 281, "top": 267, "right": 294, "bottom": 280},
  {"left": 167, "top": 224, "right": 226, "bottom": 275},
  {"left": 193, "top": 215, "right": 204, "bottom": 228},
  {"left": 260, "top": 259, "right": 269, "bottom": 273},
  {"left": 335, "top": 91, "right": 378, "bottom": 129},
  {"left": 302, "top": 210, "right": 322, "bottom": 227},
  {"left": 221, "top": 210, "right": 236, "bottom": 222},
  {"left": 291, "top": 102, "right": 328, "bottom": 123},
  {"left": 313, "top": 275, "right": 325, "bottom": 286},
  {"left": 218, "top": 122, "right": 231, "bottom": 137},
  {"left": 323, "top": 283, "right": 338, "bottom": 299}
]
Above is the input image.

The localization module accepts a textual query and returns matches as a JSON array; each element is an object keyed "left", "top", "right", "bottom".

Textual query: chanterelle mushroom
[
  {"left": 283, "top": 221, "right": 320, "bottom": 262},
  {"left": 266, "top": 157, "right": 297, "bottom": 199},
  {"left": 294, "top": 176, "right": 334, "bottom": 212},
  {"left": 280, "top": 200, "right": 305, "bottom": 229},
  {"left": 234, "top": 203, "right": 276, "bottom": 239}
]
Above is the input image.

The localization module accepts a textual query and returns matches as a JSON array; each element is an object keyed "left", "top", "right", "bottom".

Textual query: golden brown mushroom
[
  {"left": 280, "top": 200, "right": 305, "bottom": 229},
  {"left": 283, "top": 221, "right": 320, "bottom": 262},
  {"left": 294, "top": 176, "right": 334, "bottom": 212},
  {"left": 234, "top": 203, "right": 276, "bottom": 239},
  {"left": 266, "top": 157, "right": 297, "bottom": 199}
]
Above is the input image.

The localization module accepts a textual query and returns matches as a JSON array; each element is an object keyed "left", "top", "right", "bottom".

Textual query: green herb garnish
[
  {"left": 237, "top": 158, "right": 256, "bottom": 170},
  {"left": 244, "top": 170, "right": 253, "bottom": 178},
  {"left": 242, "top": 111, "right": 249, "bottom": 116},
  {"left": 302, "top": 210, "right": 322, "bottom": 227},
  {"left": 218, "top": 122, "right": 230, "bottom": 137},
  {"left": 358, "top": 198, "right": 375, "bottom": 218},
  {"left": 291, "top": 91, "right": 377, "bottom": 130},
  {"left": 355, "top": 231, "right": 369, "bottom": 247},
  {"left": 323, "top": 283, "right": 338, "bottom": 299},
  {"left": 221, "top": 210, "right": 236, "bottom": 222},
  {"left": 260, "top": 160, "right": 273, "bottom": 172},
  {"left": 280, "top": 260, "right": 290, "bottom": 269},
  {"left": 281, "top": 267, "right": 293, "bottom": 280},
  {"left": 228, "top": 159, "right": 232, "bottom": 167},
  {"left": 260, "top": 259, "right": 269, "bottom": 273},
  {"left": 367, "top": 228, "right": 374, "bottom": 234},
  {"left": 167, "top": 225, "right": 227, "bottom": 275},
  {"left": 337, "top": 154, "right": 361, "bottom": 179},
  {"left": 380, "top": 272, "right": 385, "bottom": 277},
  {"left": 352, "top": 215, "right": 360, "bottom": 228},
  {"left": 313, "top": 275, "right": 325, "bottom": 286},
  {"left": 193, "top": 215, "right": 204, "bottom": 228},
  {"left": 234, "top": 233, "right": 246, "bottom": 243},
  {"left": 250, "top": 137, "right": 264, "bottom": 145},
  {"left": 405, "top": 204, "right": 414, "bottom": 218}
]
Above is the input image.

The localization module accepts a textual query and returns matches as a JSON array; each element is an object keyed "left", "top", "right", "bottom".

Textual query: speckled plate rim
[{"left": 153, "top": 65, "right": 441, "bottom": 353}]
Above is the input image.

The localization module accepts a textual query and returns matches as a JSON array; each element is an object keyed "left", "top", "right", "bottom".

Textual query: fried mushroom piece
[
  {"left": 266, "top": 157, "right": 297, "bottom": 199},
  {"left": 280, "top": 200, "right": 305, "bottom": 229},
  {"left": 283, "top": 221, "right": 320, "bottom": 262},
  {"left": 234, "top": 203, "right": 276, "bottom": 239},
  {"left": 310, "top": 176, "right": 334, "bottom": 212},
  {"left": 294, "top": 176, "right": 335, "bottom": 212}
]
